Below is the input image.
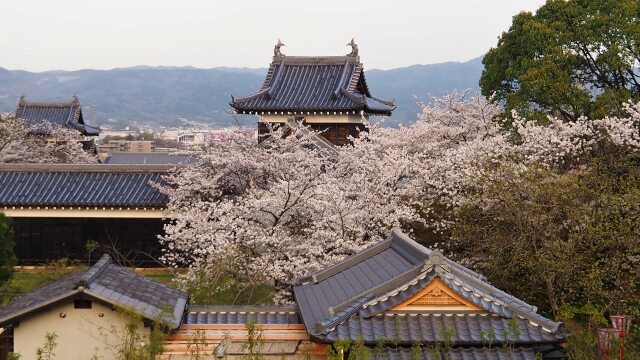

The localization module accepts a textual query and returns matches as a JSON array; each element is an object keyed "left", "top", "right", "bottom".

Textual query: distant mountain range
[{"left": 0, "top": 57, "right": 483, "bottom": 128}]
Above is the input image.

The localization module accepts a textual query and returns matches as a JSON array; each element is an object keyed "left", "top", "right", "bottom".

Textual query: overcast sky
[{"left": 0, "top": 0, "right": 546, "bottom": 72}]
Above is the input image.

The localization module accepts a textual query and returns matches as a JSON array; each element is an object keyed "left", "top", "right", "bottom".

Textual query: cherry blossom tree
[
  {"left": 0, "top": 115, "right": 98, "bottom": 163},
  {"left": 159, "top": 92, "right": 640, "bottom": 303},
  {"left": 158, "top": 128, "right": 420, "bottom": 302}
]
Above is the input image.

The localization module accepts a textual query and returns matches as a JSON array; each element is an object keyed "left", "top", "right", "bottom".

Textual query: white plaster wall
[
  {"left": 13, "top": 301, "right": 149, "bottom": 360},
  {"left": 259, "top": 114, "right": 366, "bottom": 124}
]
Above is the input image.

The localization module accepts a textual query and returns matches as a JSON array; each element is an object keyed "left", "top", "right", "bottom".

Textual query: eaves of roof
[
  {"left": 293, "top": 228, "right": 564, "bottom": 345},
  {"left": 230, "top": 55, "right": 394, "bottom": 116}
]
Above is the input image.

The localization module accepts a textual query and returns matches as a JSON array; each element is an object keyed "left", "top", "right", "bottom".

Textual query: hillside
[{"left": 0, "top": 57, "right": 483, "bottom": 127}]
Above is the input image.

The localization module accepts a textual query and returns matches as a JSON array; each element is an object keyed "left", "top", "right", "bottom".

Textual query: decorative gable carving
[{"left": 391, "top": 277, "right": 483, "bottom": 312}]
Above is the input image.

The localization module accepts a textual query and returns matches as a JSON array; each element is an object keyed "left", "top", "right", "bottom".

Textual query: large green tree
[
  {"left": 446, "top": 147, "right": 640, "bottom": 319},
  {"left": 481, "top": 0, "right": 640, "bottom": 122}
]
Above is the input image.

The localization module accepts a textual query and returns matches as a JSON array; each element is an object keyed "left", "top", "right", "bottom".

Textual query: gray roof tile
[
  {"left": 0, "top": 164, "right": 170, "bottom": 208},
  {"left": 0, "top": 255, "right": 187, "bottom": 329},
  {"left": 231, "top": 55, "right": 395, "bottom": 116},
  {"left": 15, "top": 96, "right": 100, "bottom": 136},
  {"left": 293, "top": 228, "right": 564, "bottom": 347},
  {"left": 184, "top": 305, "right": 301, "bottom": 325},
  {"left": 377, "top": 347, "right": 539, "bottom": 360},
  {"left": 327, "top": 314, "right": 566, "bottom": 345}
]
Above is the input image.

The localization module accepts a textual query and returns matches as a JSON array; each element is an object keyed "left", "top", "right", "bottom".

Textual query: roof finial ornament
[
  {"left": 274, "top": 38, "right": 285, "bottom": 57},
  {"left": 347, "top": 38, "right": 358, "bottom": 57}
]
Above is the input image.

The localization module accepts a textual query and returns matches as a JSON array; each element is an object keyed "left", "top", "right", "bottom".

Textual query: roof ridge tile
[{"left": 75, "top": 254, "right": 111, "bottom": 290}]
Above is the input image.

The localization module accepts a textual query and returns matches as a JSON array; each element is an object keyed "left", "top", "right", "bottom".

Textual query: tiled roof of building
[
  {"left": 230, "top": 53, "right": 395, "bottom": 116},
  {"left": 15, "top": 96, "right": 100, "bottom": 136},
  {"left": 103, "top": 152, "right": 198, "bottom": 165},
  {"left": 166, "top": 305, "right": 318, "bottom": 359},
  {"left": 0, "top": 255, "right": 188, "bottom": 329},
  {"left": 379, "top": 348, "right": 540, "bottom": 360},
  {"left": 0, "top": 164, "right": 171, "bottom": 208},
  {"left": 293, "top": 228, "right": 564, "bottom": 349},
  {"left": 184, "top": 305, "right": 301, "bottom": 324},
  {"left": 327, "top": 313, "right": 562, "bottom": 344}
]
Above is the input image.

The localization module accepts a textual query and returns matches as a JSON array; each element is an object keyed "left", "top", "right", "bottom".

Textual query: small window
[{"left": 74, "top": 300, "right": 92, "bottom": 309}]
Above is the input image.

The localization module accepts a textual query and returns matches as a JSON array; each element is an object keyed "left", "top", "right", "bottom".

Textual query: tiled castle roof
[
  {"left": 15, "top": 96, "right": 100, "bottom": 136},
  {"left": 230, "top": 53, "right": 395, "bottom": 116}
]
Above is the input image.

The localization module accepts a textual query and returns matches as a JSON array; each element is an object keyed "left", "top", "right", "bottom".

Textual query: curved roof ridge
[
  {"left": 230, "top": 87, "right": 271, "bottom": 104},
  {"left": 316, "top": 293, "right": 373, "bottom": 334},
  {"left": 292, "top": 236, "right": 393, "bottom": 286},
  {"left": 439, "top": 267, "right": 562, "bottom": 333},
  {"left": 230, "top": 49, "right": 394, "bottom": 116},
  {"left": 74, "top": 254, "right": 111, "bottom": 289}
]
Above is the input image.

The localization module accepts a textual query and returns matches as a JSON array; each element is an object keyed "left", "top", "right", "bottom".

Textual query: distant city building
[
  {"left": 97, "top": 127, "right": 142, "bottom": 141},
  {"left": 15, "top": 95, "right": 100, "bottom": 151},
  {"left": 230, "top": 40, "right": 395, "bottom": 146},
  {"left": 103, "top": 152, "right": 197, "bottom": 165},
  {"left": 155, "top": 128, "right": 237, "bottom": 146},
  {"left": 98, "top": 140, "right": 155, "bottom": 153}
]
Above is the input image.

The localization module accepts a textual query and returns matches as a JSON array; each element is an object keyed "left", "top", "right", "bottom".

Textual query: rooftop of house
[
  {"left": 15, "top": 96, "right": 100, "bottom": 136},
  {"left": 230, "top": 40, "right": 395, "bottom": 116},
  {"left": 164, "top": 305, "right": 317, "bottom": 359},
  {"left": 293, "top": 228, "right": 564, "bottom": 355},
  {"left": 0, "top": 164, "right": 172, "bottom": 209},
  {"left": 0, "top": 255, "right": 188, "bottom": 329}
]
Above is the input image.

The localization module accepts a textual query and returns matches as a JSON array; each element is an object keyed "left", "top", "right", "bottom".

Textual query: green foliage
[
  {"left": 481, "top": 0, "right": 640, "bottom": 123},
  {"left": 327, "top": 338, "right": 352, "bottom": 360},
  {"left": 110, "top": 306, "right": 168, "bottom": 360},
  {"left": 187, "top": 329, "right": 209, "bottom": 360},
  {"left": 480, "top": 327, "right": 495, "bottom": 350},
  {"left": 6, "top": 353, "right": 21, "bottom": 360},
  {"left": 347, "top": 336, "right": 371, "bottom": 360},
  {"left": 180, "top": 261, "right": 274, "bottom": 306},
  {"left": 447, "top": 148, "right": 640, "bottom": 318},
  {"left": 441, "top": 327, "right": 456, "bottom": 352},
  {"left": 242, "top": 318, "right": 264, "bottom": 360},
  {"left": 85, "top": 239, "right": 99, "bottom": 264},
  {"left": 502, "top": 318, "right": 521, "bottom": 351},
  {"left": 373, "top": 338, "right": 386, "bottom": 360},
  {"left": 409, "top": 342, "right": 422, "bottom": 360},
  {"left": 0, "top": 213, "right": 16, "bottom": 285},
  {"left": 35, "top": 332, "right": 58, "bottom": 360}
]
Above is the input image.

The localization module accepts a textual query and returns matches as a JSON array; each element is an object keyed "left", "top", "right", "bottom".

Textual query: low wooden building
[
  {"left": 230, "top": 40, "right": 395, "bottom": 146},
  {"left": 0, "top": 164, "right": 172, "bottom": 265},
  {"left": 293, "top": 228, "right": 566, "bottom": 359},
  {"left": 0, "top": 255, "right": 187, "bottom": 360},
  {"left": 0, "top": 229, "right": 565, "bottom": 359}
]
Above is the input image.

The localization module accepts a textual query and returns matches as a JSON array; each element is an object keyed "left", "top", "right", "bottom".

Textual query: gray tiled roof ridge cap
[
  {"left": 316, "top": 293, "right": 374, "bottom": 335},
  {"left": 17, "top": 101, "right": 80, "bottom": 108},
  {"left": 292, "top": 235, "right": 394, "bottom": 286},
  {"left": 274, "top": 54, "right": 361, "bottom": 66},
  {"left": 439, "top": 262, "right": 564, "bottom": 332},
  {"left": 367, "top": 230, "right": 563, "bottom": 333},
  {"left": 187, "top": 304, "right": 299, "bottom": 313},
  {"left": 74, "top": 254, "right": 111, "bottom": 290}
]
